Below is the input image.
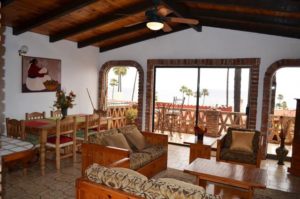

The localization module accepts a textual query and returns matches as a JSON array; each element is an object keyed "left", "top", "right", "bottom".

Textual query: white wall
[
  {"left": 98, "top": 26, "right": 300, "bottom": 130},
  {"left": 4, "top": 27, "right": 100, "bottom": 119}
]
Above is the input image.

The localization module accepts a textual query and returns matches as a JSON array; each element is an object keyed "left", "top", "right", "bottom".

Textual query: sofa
[
  {"left": 76, "top": 163, "right": 220, "bottom": 199},
  {"left": 81, "top": 125, "right": 168, "bottom": 178}
]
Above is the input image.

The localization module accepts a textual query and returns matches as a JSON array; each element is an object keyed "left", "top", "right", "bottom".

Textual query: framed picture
[{"left": 22, "top": 56, "right": 61, "bottom": 93}]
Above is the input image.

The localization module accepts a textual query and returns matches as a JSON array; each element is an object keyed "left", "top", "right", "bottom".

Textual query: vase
[
  {"left": 276, "top": 137, "right": 289, "bottom": 165},
  {"left": 194, "top": 126, "right": 204, "bottom": 142},
  {"left": 61, "top": 108, "right": 68, "bottom": 119}
]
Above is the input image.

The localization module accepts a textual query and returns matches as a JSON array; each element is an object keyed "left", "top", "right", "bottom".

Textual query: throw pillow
[
  {"left": 112, "top": 167, "right": 148, "bottom": 181},
  {"left": 124, "top": 130, "right": 148, "bottom": 151},
  {"left": 230, "top": 130, "right": 255, "bottom": 153},
  {"left": 103, "top": 133, "right": 132, "bottom": 151}
]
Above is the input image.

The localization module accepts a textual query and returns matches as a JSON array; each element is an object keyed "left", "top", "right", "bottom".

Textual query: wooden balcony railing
[
  {"left": 267, "top": 115, "right": 295, "bottom": 145},
  {"left": 154, "top": 107, "right": 247, "bottom": 135},
  {"left": 107, "top": 105, "right": 133, "bottom": 129}
]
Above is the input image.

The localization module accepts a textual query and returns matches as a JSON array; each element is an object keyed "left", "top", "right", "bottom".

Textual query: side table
[{"left": 184, "top": 135, "right": 219, "bottom": 163}]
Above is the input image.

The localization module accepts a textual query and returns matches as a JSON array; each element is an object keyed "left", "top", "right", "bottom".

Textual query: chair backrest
[
  {"left": 55, "top": 116, "right": 77, "bottom": 143},
  {"left": 171, "top": 96, "right": 185, "bottom": 114},
  {"left": 25, "top": 111, "right": 46, "bottom": 120},
  {"left": 85, "top": 113, "right": 101, "bottom": 132},
  {"left": 51, "top": 110, "right": 62, "bottom": 118},
  {"left": 6, "top": 118, "right": 25, "bottom": 139}
]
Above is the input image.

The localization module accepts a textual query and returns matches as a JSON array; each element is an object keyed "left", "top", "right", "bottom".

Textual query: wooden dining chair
[
  {"left": 50, "top": 110, "right": 62, "bottom": 118},
  {"left": 6, "top": 118, "right": 25, "bottom": 139},
  {"left": 76, "top": 113, "right": 101, "bottom": 142},
  {"left": 46, "top": 116, "right": 77, "bottom": 170},
  {"left": 25, "top": 111, "right": 46, "bottom": 120}
]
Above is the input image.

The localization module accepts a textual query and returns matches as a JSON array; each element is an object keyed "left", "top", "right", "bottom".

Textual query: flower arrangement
[{"left": 53, "top": 89, "right": 76, "bottom": 109}]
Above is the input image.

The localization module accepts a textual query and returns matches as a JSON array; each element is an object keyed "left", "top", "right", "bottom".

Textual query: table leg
[
  {"left": 247, "top": 188, "right": 254, "bottom": 199},
  {"left": 40, "top": 129, "right": 47, "bottom": 176}
]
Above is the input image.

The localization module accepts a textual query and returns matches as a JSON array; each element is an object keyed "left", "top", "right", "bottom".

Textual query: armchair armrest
[
  {"left": 216, "top": 135, "right": 227, "bottom": 161},
  {"left": 108, "top": 157, "right": 130, "bottom": 168},
  {"left": 142, "top": 131, "right": 168, "bottom": 149},
  {"left": 81, "top": 143, "right": 130, "bottom": 176}
]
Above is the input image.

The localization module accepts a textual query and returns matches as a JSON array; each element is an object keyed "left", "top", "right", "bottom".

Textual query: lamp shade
[{"left": 146, "top": 21, "right": 164, "bottom": 31}]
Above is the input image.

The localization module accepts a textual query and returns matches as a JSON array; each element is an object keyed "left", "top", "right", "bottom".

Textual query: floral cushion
[
  {"left": 86, "top": 164, "right": 220, "bottom": 199},
  {"left": 86, "top": 163, "right": 147, "bottom": 196},
  {"left": 221, "top": 148, "right": 257, "bottom": 164},
  {"left": 140, "top": 145, "right": 166, "bottom": 160},
  {"left": 141, "top": 178, "right": 219, "bottom": 199},
  {"left": 88, "top": 128, "right": 119, "bottom": 145},
  {"left": 130, "top": 152, "right": 152, "bottom": 170},
  {"left": 118, "top": 125, "right": 139, "bottom": 135}
]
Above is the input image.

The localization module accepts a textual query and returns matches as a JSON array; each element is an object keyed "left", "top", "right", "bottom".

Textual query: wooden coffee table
[{"left": 184, "top": 158, "right": 267, "bottom": 199}]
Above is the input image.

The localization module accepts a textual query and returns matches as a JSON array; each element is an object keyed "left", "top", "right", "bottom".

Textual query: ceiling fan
[{"left": 145, "top": 3, "right": 199, "bottom": 32}]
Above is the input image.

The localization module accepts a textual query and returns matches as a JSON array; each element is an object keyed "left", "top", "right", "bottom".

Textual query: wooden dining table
[{"left": 24, "top": 115, "right": 111, "bottom": 175}]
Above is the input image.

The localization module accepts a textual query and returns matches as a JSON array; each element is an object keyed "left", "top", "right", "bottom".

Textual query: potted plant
[{"left": 125, "top": 107, "right": 138, "bottom": 124}]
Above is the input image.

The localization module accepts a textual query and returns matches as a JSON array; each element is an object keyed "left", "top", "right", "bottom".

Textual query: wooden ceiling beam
[
  {"left": 200, "top": 16, "right": 300, "bottom": 39},
  {"left": 190, "top": 9, "right": 300, "bottom": 27},
  {"left": 12, "top": 0, "right": 98, "bottom": 35},
  {"left": 50, "top": 2, "right": 151, "bottom": 42},
  {"left": 99, "top": 26, "right": 189, "bottom": 52},
  {"left": 182, "top": 0, "right": 300, "bottom": 12},
  {"left": 1, "top": 0, "right": 16, "bottom": 7},
  {"left": 78, "top": 23, "right": 147, "bottom": 48},
  {"left": 160, "top": 0, "right": 202, "bottom": 32}
]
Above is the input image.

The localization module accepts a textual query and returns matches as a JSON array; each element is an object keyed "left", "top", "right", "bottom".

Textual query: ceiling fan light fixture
[{"left": 146, "top": 21, "right": 164, "bottom": 31}]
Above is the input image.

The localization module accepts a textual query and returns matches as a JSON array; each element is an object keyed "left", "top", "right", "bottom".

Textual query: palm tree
[
  {"left": 113, "top": 67, "right": 128, "bottom": 92},
  {"left": 201, "top": 88, "right": 209, "bottom": 105},
  {"left": 109, "top": 78, "right": 118, "bottom": 100},
  {"left": 276, "top": 94, "right": 284, "bottom": 109},
  {"left": 186, "top": 89, "right": 193, "bottom": 105},
  {"left": 179, "top": 85, "right": 188, "bottom": 99}
]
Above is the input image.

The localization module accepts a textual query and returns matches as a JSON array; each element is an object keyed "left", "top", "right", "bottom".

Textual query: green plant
[
  {"left": 53, "top": 89, "right": 76, "bottom": 109},
  {"left": 125, "top": 108, "right": 138, "bottom": 123}
]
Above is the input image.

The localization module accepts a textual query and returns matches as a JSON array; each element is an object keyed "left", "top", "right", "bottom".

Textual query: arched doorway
[
  {"left": 99, "top": 60, "right": 144, "bottom": 130},
  {"left": 261, "top": 59, "right": 300, "bottom": 156}
]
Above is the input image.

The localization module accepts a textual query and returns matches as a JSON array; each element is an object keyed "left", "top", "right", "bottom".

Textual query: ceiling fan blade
[
  {"left": 157, "top": 7, "right": 172, "bottom": 17},
  {"left": 166, "top": 17, "right": 199, "bottom": 25},
  {"left": 163, "top": 22, "right": 172, "bottom": 32},
  {"left": 124, "top": 21, "right": 145, "bottom": 28}
]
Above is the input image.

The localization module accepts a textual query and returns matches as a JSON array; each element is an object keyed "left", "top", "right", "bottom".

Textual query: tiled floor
[{"left": 2, "top": 144, "right": 300, "bottom": 198}]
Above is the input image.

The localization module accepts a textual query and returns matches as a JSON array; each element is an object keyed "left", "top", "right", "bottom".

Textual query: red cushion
[{"left": 47, "top": 135, "right": 73, "bottom": 144}]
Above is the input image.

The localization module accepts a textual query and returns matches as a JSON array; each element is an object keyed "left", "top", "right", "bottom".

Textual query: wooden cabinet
[{"left": 288, "top": 99, "right": 300, "bottom": 176}]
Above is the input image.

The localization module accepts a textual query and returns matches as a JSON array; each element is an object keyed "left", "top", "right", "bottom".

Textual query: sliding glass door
[{"left": 153, "top": 66, "right": 250, "bottom": 139}]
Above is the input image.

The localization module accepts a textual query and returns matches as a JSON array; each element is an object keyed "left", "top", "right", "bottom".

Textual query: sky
[
  {"left": 106, "top": 66, "right": 300, "bottom": 111},
  {"left": 275, "top": 68, "right": 300, "bottom": 110}
]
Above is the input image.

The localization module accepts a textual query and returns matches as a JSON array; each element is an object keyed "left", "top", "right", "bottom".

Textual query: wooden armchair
[
  {"left": 25, "top": 111, "right": 46, "bottom": 120},
  {"left": 216, "top": 127, "right": 262, "bottom": 168},
  {"left": 81, "top": 131, "right": 168, "bottom": 178}
]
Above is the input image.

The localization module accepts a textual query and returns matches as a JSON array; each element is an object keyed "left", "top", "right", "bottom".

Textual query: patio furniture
[
  {"left": 184, "top": 158, "right": 267, "bottom": 199},
  {"left": 50, "top": 110, "right": 62, "bottom": 118},
  {"left": 46, "top": 116, "right": 77, "bottom": 170},
  {"left": 165, "top": 96, "right": 185, "bottom": 137},
  {"left": 216, "top": 127, "right": 262, "bottom": 168},
  {"left": 25, "top": 111, "right": 46, "bottom": 120}
]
